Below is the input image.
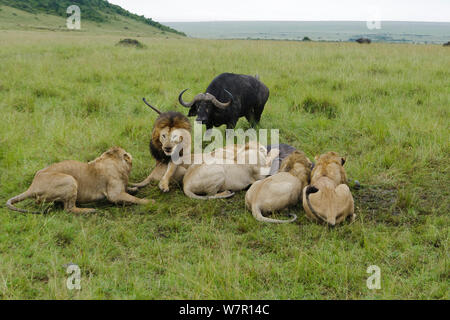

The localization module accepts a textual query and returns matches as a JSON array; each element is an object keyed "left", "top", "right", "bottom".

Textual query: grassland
[{"left": 0, "top": 27, "right": 448, "bottom": 299}]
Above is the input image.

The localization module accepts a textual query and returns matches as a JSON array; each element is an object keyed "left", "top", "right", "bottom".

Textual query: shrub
[
  {"left": 11, "top": 95, "right": 35, "bottom": 113},
  {"left": 82, "top": 93, "right": 108, "bottom": 115},
  {"left": 116, "top": 38, "right": 145, "bottom": 49},
  {"left": 301, "top": 96, "right": 338, "bottom": 118}
]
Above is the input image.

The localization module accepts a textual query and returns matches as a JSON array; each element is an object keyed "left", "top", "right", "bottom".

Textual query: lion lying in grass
[
  {"left": 6, "top": 147, "right": 151, "bottom": 214},
  {"left": 183, "top": 142, "right": 279, "bottom": 200},
  {"left": 302, "top": 151, "right": 355, "bottom": 226},
  {"left": 245, "top": 150, "right": 312, "bottom": 223}
]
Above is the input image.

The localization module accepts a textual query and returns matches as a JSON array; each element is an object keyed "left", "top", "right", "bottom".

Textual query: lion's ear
[
  {"left": 341, "top": 157, "right": 346, "bottom": 166},
  {"left": 280, "top": 162, "right": 290, "bottom": 172},
  {"left": 124, "top": 153, "right": 131, "bottom": 161},
  {"left": 314, "top": 155, "right": 319, "bottom": 161},
  {"left": 106, "top": 147, "right": 122, "bottom": 156}
]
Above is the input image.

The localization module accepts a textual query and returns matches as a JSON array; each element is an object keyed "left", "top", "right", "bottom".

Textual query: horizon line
[{"left": 161, "top": 19, "right": 450, "bottom": 23}]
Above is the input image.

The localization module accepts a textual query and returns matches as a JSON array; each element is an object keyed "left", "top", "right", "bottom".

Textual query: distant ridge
[{"left": 0, "top": 0, "right": 186, "bottom": 36}]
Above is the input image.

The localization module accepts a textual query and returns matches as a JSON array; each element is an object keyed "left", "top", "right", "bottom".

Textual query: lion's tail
[
  {"left": 142, "top": 98, "right": 162, "bottom": 115},
  {"left": 129, "top": 177, "right": 153, "bottom": 188},
  {"left": 129, "top": 164, "right": 159, "bottom": 188},
  {"left": 305, "top": 186, "right": 332, "bottom": 225},
  {"left": 251, "top": 205, "right": 297, "bottom": 224},
  {"left": 184, "top": 189, "right": 235, "bottom": 200},
  {"left": 6, "top": 190, "right": 37, "bottom": 214}
]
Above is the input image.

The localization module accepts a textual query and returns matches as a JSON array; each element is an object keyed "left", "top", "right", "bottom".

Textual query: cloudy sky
[{"left": 108, "top": 0, "right": 450, "bottom": 22}]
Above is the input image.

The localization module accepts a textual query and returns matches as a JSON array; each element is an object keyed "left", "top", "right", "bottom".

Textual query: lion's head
[
  {"left": 279, "top": 150, "right": 312, "bottom": 183},
  {"left": 150, "top": 111, "right": 192, "bottom": 163},
  {"left": 92, "top": 146, "right": 133, "bottom": 174},
  {"left": 312, "top": 151, "right": 347, "bottom": 185}
]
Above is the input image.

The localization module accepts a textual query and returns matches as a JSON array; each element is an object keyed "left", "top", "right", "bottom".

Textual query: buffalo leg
[
  {"left": 253, "top": 104, "right": 264, "bottom": 124},
  {"left": 226, "top": 120, "right": 237, "bottom": 129},
  {"left": 245, "top": 113, "right": 256, "bottom": 127}
]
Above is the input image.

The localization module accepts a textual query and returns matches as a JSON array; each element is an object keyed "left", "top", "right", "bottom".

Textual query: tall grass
[{"left": 0, "top": 30, "right": 448, "bottom": 299}]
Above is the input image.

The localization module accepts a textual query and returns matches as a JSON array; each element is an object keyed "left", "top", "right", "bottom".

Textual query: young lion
[
  {"left": 302, "top": 151, "right": 355, "bottom": 226},
  {"left": 6, "top": 147, "right": 151, "bottom": 214},
  {"left": 245, "top": 150, "right": 312, "bottom": 223}
]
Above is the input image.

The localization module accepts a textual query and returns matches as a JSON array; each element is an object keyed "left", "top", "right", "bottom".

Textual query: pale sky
[{"left": 108, "top": 0, "right": 450, "bottom": 22}]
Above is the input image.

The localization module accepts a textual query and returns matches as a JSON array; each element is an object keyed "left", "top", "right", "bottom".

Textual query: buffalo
[{"left": 178, "top": 73, "right": 269, "bottom": 130}]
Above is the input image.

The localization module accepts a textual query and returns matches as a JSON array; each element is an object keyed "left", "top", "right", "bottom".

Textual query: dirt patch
[
  {"left": 354, "top": 185, "right": 399, "bottom": 216},
  {"left": 116, "top": 38, "right": 145, "bottom": 48}
]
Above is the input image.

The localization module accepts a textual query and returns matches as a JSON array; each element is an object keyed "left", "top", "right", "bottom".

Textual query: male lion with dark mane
[{"left": 131, "top": 99, "right": 192, "bottom": 192}]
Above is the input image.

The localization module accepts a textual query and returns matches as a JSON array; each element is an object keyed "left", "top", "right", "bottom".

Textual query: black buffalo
[{"left": 178, "top": 73, "right": 269, "bottom": 129}]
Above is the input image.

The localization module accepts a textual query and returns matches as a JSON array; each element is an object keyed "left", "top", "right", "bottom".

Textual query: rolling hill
[{"left": 0, "top": 0, "right": 185, "bottom": 36}]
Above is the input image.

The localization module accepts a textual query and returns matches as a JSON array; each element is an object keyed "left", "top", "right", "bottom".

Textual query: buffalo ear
[
  {"left": 341, "top": 157, "right": 346, "bottom": 166},
  {"left": 188, "top": 105, "right": 197, "bottom": 117}
]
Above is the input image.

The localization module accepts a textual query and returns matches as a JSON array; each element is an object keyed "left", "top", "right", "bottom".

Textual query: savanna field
[{"left": 0, "top": 28, "right": 449, "bottom": 299}]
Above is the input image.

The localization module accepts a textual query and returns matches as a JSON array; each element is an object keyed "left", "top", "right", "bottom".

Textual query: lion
[
  {"left": 302, "top": 151, "right": 355, "bottom": 226},
  {"left": 245, "top": 150, "right": 312, "bottom": 223},
  {"left": 6, "top": 147, "right": 152, "bottom": 214},
  {"left": 130, "top": 98, "right": 192, "bottom": 192},
  {"left": 182, "top": 142, "right": 279, "bottom": 200}
]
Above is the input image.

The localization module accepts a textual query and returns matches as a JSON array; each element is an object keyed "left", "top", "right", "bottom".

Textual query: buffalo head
[{"left": 178, "top": 89, "right": 233, "bottom": 124}]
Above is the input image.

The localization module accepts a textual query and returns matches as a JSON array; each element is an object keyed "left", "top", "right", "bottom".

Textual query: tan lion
[
  {"left": 183, "top": 142, "right": 279, "bottom": 200},
  {"left": 130, "top": 99, "right": 191, "bottom": 192},
  {"left": 302, "top": 151, "right": 355, "bottom": 226},
  {"left": 245, "top": 150, "right": 312, "bottom": 223},
  {"left": 6, "top": 147, "right": 151, "bottom": 214}
]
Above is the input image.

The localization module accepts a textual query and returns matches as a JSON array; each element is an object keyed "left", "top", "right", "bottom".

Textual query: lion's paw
[
  {"left": 159, "top": 181, "right": 170, "bottom": 193},
  {"left": 141, "top": 198, "right": 155, "bottom": 205}
]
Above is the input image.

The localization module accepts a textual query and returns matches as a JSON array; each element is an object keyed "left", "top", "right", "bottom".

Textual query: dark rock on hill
[
  {"left": 356, "top": 38, "right": 371, "bottom": 44},
  {"left": 117, "top": 38, "right": 145, "bottom": 48}
]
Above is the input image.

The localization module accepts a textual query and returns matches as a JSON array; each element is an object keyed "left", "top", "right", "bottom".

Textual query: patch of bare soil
[{"left": 354, "top": 185, "right": 399, "bottom": 216}]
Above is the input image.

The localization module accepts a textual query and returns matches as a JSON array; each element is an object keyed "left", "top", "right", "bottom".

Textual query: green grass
[{"left": 0, "top": 30, "right": 448, "bottom": 299}]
